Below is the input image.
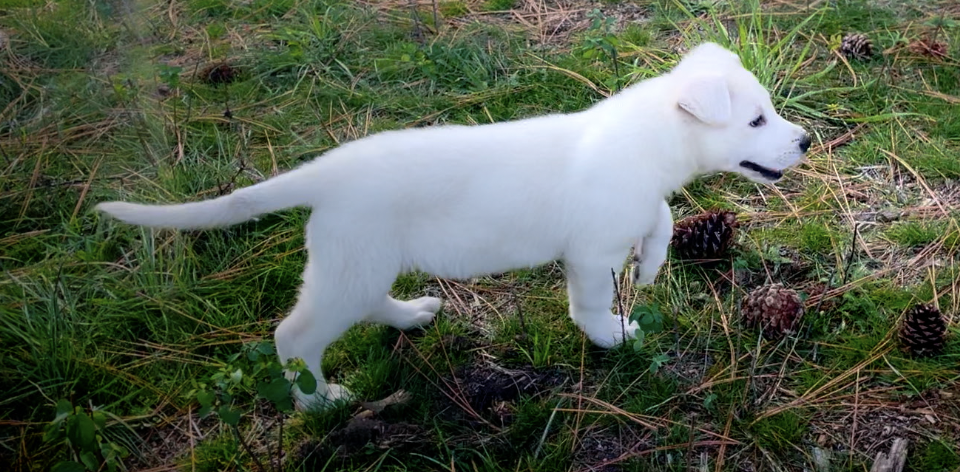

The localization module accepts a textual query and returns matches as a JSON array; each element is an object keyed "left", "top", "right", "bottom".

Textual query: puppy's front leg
[
  {"left": 631, "top": 200, "right": 673, "bottom": 286},
  {"left": 566, "top": 257, "right": 639, "bottom": 348}
]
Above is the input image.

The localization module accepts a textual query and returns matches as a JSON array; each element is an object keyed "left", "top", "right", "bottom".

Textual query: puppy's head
[{"left": 671, "top": 42, "right": 810, "bottom": 184}]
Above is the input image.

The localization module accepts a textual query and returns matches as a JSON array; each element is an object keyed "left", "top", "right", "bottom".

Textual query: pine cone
[
  {"left": 899, "top": 303, "right": 946, "bottom": 357},
  {"left": 908, "top": 38, "right": 948, "bottom": 58},
  {"left": 671, "top": 210, "right": 739, "bottom": 260},
  {"left": 199, "top": 63, "right": 240, "bottom": 85},
  {"left": 741, "top": 284, "right": 804, "bottom": 340},
  {"left": 839, "top": 33, "right": 873, "bottom": 60}
]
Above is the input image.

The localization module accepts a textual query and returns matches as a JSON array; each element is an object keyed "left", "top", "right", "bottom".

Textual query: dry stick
[
  {"left": 707, "top": 273, "right": 737, "bottom": 472},
  {"left": 172, "top": 79, "right": 184, "bottom": 165},
  {"left": 276, "top": 413, "right": 284, "bottom": 472},
  {"left": 409, "top": 0, "right": 425, "bottom": 43},
  {"left": 232, "top": 425, "right": 268, "bottom": 472},
  {"left": 612, "top": 268, "right": 626, "bottom": 343},
  {"left": 570, "top": 333, "right": 587, "bottom": 455},
  {"left": 0, "top": 141, "right": 11, "bottom": 166},
  {"left": 746, "top": 329, "right": 764, "bottom": 409},
  {"left": 71, "top": 157, "right": 102, "bottom": 221},
  {"left": 849, "top": 369, "right": 860, "bottom": 457},
  {"left": 514, "top": 293, "right": 529, "bottom": 341},
  {"left": 188, "top": 405, "right": 197, "bottom": 472},
  {"left": 611, "top": 48, "right": 622, "bottom": 93},
  {"left": 431, "top": 0, "right": 440, "bottom": 31},
  {"left": 122, "top": 79, "right": 158, "bottom": 167},
  {"left": 426, "top": 288, "right": 469, "bottom": 423},
  {"left": 274, "top": 400, "right": 284, "bottom": 472},
  {"left": 810, "top": 223, "right": 860, "bottom": 322}
]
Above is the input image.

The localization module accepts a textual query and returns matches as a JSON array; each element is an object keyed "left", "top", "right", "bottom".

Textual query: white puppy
[{"left": 97, "top": 42, "right": 809, "bottom": 409}]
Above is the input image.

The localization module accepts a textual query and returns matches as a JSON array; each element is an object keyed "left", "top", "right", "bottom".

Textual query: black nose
[{"left": 799, "top": 135, "right": 811, "bottom": 153}]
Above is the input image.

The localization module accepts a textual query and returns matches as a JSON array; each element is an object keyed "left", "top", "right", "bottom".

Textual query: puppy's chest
[{"left": 575, "top": 204, "right": 657, "bottom": 246}]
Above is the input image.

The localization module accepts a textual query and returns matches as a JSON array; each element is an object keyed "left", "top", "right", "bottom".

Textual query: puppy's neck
[{"left": 585, "top": 86, "right": 707, "bottom": 198}]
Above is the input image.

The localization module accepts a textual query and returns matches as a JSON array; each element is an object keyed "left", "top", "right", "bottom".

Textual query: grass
[{"left": 1, "top": 0, "right": 960, "bottom": 470}]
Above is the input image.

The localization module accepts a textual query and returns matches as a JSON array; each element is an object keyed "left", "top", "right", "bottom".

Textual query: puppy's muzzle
[{"left": 739, "top": 161, "right": 783, "bottom": 180}]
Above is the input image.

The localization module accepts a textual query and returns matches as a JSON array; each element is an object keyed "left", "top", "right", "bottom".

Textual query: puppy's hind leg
[
  {"left": 366, "top": 295, "right": 442, "bottom": 330},
  {"left": 276, "top": 258, "right": 390, "bottom": 411}
]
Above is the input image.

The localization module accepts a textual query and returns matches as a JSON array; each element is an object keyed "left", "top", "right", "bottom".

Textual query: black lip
[{"left": 739, "top": 160, "right": 783, "bottom": 180}]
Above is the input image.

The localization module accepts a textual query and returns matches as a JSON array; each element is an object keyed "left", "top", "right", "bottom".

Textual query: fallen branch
[{"left": 869, "top": 438, "right": 908, "bottom": 472}]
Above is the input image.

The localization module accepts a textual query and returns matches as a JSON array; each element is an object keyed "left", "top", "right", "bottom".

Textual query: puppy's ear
[{"left": 677, "top": 74, "right": 731, "bottom": 126}]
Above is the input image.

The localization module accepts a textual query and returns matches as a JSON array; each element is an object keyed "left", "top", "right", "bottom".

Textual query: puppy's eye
[{"left": 749, "top": 115, "right": 766, "bottom": 128}]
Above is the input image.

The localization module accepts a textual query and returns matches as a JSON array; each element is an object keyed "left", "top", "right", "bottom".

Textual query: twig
[
  {"left": 275, "top": 409, "right": 283, "bottom": 472},
  {"left": 408, "top": 0, "right": 428, "bottom": 43},
  {"left": 811, "top": 223, "right": 859, "bottom": 317},
  {"left": 0, "top": 141, "right": 11, "bottom": 167},
  {"left": 119, "top": 78, "right": 159, "bottom": 167},
  {"left": 396, "top": 330, "right": 498, "bottom": 429},
  {"left": 71, "top": 157, "right": 102, "bottom": 221},
  {"left": 186, "top": 405, "right": 197, "bottom": 472},
  {"left": 514, "top": 294, "right": 529, "bottom": 340},
  {"left": 231, "top": 425, "right": 268, "bottom": 472},
  {"left": 612, "top": 49, "right": 621, "bottom": 93},
  {"left": 850, "top": 369, "right": 860, "bottom": 456},
  {"left": 808, "top": 123, "right": 865, "bottom": 156}
]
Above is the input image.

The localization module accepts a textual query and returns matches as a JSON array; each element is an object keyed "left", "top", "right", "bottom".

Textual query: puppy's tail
[{"left": 96, "top": 169, "right": 312, "bottom": 230}]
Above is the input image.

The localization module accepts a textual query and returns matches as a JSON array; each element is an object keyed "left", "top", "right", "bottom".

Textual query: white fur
[{"left": 96, "top": 43, "right": 809, "bottom": 410}]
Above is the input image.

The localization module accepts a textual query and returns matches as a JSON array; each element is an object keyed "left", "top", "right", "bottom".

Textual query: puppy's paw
[
  {"left": 407, "top": 310, "right": 438, "bottom": 328},
  {"left": 582, "top": 315, "right": 640, "bottom": 349},
  {"left": 401, "top": 296, "right": 443, "bottom": 329},
  {"left": 410, "top": 296, "right": 443, "bottom": 315},
  {"left": 294, "top": 383, "right": 354, "bottom": 412},
  {"left": 326, "top": 383, "right": 354, "bottom": 402}
]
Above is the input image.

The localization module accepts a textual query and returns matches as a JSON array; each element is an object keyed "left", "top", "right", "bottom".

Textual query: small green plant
[
  {"left": 679, "top": 0, "right": 726, "bottom": 16},
  {"left": 628, "top": 303, "right": 670, "bottom": 373},
  {"left": 909, "top": 438, "right": 960, "bottom": 472},
  {"left": 157, "top": 64, "right": 182, "bottom": 91},
  {"left": 482, "top": 0, "right": 514, "bottom": 11},
  {"left": 800, "top": 222, "right": 834, "bottom": 253},
  {"left": 648, "top": 353, "right": 671, "bottom": 373},
  {"left": 750, "top": 410, "right": 808, "bottom": 454},
  {"left": 620, "top": 24, "right": 652, "bottom": 47},
  {"left": 190, "top": 341, "right": 317, "bottom": 472},
  {"left": 579, "top": 8, "right": 622, "bottom": 91},
  {"left": 518, "top": 331, "right": 553, "bottom": 367},
  {"left": 43, "top": 400, "right": 129, "bottom": 472},
  {"left": 884, "top": 220, "right": 955, "bottom": 248},
  {"left": 205, "top": 22, "right": 227, "bottom": 40},
  {"left": 923, "top": 14, "right": 958, "bottom": 46},
  {"left": 439, "top": 1, "right": 469, "bottom": 17},
  {"left": 630, "top": 303, "right": 665, "bottom": 349},
  {"left": 703, "top": 392, "right": 718, "bottom": 410}
]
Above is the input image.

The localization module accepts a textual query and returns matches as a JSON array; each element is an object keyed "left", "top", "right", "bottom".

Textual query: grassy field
[{"left": 2, "top": 0, "right": 960, "bottom": 470}]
